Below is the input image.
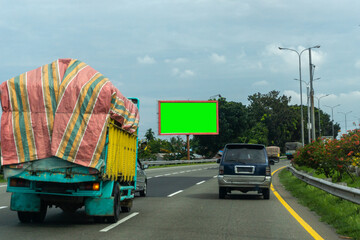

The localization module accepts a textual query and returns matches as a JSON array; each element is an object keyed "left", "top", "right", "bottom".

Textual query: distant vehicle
[
  {"left": 217, "top": 143, "right": 273, "bottom": 200},
  {"left": 285, "top": 142, "right": 302, "bottom": 159},
  {"left": 266, "top": 146, "right": 280, "bottom": 164},
  {"left": 136, "top": 160, "right": 148, "bottom": 197}
]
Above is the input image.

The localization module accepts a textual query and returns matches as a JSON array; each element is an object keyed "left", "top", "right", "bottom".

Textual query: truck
[
  {"left": 265, "top": 146, "right": 280, "bottom": 164},
  {"left": 285, "top": 142, "right": 302, "bottom": 160},
  {"left": 0, "top": 59, "right": 140, "bottom": 223}
]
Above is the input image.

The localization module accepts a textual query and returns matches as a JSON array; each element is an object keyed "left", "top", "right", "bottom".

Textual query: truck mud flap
[
  {"left": 85, "top": 197, "right": 114, "bottom": 216},
  {"left": 11, "top": 193, "right": 41, "bottom": 212}
]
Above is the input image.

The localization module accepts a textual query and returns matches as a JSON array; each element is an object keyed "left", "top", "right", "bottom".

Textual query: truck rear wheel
[
  {"left": 17, "top": 202, "right": 47, "bottom": 223},
  {"left": 17, "top": 211, "right": 33, "bottom": 223},
  {"left": 107, "top": 184, "right": 121, "bottom": 223},
  {"left": 32, "top": 202, "right": 47, "bottom": 223}
]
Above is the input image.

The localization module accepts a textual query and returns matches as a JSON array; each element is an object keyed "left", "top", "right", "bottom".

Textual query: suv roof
[{"left": 224, "top": 143, "right": 265, "bottom": 149}]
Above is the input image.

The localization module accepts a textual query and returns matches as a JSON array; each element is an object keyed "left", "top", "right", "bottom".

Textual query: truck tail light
[
  {"left": 92, "top": 183, "right": 100, "bottom": 191},
  {"left": 79, "top": 182, "right": 100, "bottom": 191},
  {"left": 9, "top": 178, "right": 30, "bottom": 187},
  {"left": 219, "top": 166, "right": 224, "bottom": 175},
  {"left": 266, "top": 166, "right": 271, "bottom": 176}
]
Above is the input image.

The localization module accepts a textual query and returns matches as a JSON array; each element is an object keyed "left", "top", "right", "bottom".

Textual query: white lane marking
[
  {"left": 213, "top": 176, "right": 217, "bottom": 178},
  {"left": 0, "top": 185, "right": 7, "bottom": 188},
  {"left": 164, "top": 173, "right": 171, "bottom": 176},
  {"left": 167, "top": 190, "right": 183, "bottom": 197},
  {"left": 172, "top": 172, "right": 179, "bottom": 175},
  {"left": 180, "top": 171, "right": 185, "bottom": 173},
  {"left": 155, "top": 175, "right": 163, "bottom": 178},
  {"left": 196, "top": 181, "right": 205, "bottom": 185},
  {"left": 100, "top": 212, "right": 139, "bottom": 232},
  {"left": 147, "top": 177, "right": 153, "bottom": 179},
  {"left": 0, "top": 206, "right": 7, "bottom": 210}
]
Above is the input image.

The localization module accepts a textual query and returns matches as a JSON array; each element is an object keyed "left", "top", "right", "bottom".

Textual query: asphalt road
[{"left": 0, "top": 161, "right": 341, "bottom": 240}]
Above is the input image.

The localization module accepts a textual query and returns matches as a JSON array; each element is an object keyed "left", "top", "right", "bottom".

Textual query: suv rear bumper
[{"left": 218, "top": 175, "right": 271, "bottom": 189}]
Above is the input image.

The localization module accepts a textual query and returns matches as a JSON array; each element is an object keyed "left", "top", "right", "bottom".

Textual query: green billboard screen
[{"left": 158, "top": 100, "right": 219, "bottom": 135}]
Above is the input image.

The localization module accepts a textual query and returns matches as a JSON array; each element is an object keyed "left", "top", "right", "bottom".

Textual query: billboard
[{"left": 158, "top": 100, "right": 219, "bottom": 135}]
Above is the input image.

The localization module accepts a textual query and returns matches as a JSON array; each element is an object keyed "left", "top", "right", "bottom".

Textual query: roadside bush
[{"left": 294, "top": 129, "right": 360, "bottom": 182}]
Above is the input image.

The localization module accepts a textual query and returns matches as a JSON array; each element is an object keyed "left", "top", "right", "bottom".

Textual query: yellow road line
[{"left": 272, "top": 166, "right": 324, "bottom": 240}]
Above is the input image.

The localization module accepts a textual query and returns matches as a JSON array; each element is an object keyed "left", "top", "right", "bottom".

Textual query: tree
[
  {"left": 193, "top": 97, "right": 249, "bottom": 158},
  {"left": 145, "top": 128, "right": 155, "bottom": 141},
  {"left": 247, "top": 90, "right": 298, "bottom": 148}
]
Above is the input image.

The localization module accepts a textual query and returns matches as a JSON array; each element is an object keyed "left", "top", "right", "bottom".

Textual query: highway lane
[{"left": 0, "top": 162, "right": 341, "bottom": 239}]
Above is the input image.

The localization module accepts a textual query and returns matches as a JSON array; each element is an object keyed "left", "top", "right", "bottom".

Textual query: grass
[
  {"left": 0, "top": 175, "right": 5, "bottom": 183},
  {"left": 279, "top": 168, "right": 360, "bottom": 239}
]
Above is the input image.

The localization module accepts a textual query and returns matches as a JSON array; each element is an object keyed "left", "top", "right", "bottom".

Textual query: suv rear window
[{"left": 224, "top": 146, "right": 266, "bottom": 164}]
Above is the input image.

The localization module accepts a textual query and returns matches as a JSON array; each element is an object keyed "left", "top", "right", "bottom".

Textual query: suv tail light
[
  {"left": 266, "top": 166, "right": 271, "bottom": 176},
  {"left": 219, "top": 166, "right": 224, "bottom": 175}
]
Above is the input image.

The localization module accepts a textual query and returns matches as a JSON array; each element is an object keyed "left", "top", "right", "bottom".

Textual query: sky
[{"left": 1, "top": 0, "right": 360, "bottom": 139}]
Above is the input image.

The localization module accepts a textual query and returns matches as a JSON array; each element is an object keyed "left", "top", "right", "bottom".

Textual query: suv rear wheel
[
  {"left": 219, "top": 187, "right": 226, "bottom": 199},
  {"left": 263, "top": 188, "right": 270, "bottom": 200}
]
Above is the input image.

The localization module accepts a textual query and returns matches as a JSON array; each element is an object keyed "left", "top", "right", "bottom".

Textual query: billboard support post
[{"left": 187, "top": 135, "right": 190, "bottom": 160}]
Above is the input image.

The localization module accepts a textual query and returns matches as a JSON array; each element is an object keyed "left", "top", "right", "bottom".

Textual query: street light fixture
[
  {"left": 279, "top": 45, "right": 320, "bottom": 146},
  {"left": 314, "top": 94, "right": 329, "bottom": 137},
  {"left": 323, "top": 104, "right": 340, "bottom": 138},
  {"left": 209, "top": 94, "right": 222, "bottom": 100},
  {"left": 338, "top": 111, "right": 353, "bottom": 133}
]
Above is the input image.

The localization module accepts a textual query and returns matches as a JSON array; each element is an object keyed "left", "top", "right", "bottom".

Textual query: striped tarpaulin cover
[{"left": 0, "top": 59, "right": 139, "bottom": 169}]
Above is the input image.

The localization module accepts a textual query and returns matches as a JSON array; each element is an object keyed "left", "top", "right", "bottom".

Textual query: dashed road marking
[
  {"left": 196, "top": 181, "right": 205, "bottom": 185},
  {"left": 167, "top": 190, "right": 183, "bottom": 197},
  {"left": 0, "top": 206, "right": 8, "bottom": 210},
  {"left": 100, "top": 212, "right": 139, "bottom": 232}
]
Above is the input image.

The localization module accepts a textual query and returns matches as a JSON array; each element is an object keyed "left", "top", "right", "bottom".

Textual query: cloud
[
  {"left": 137, "top": 55, "right": 156, "bottom": 64},
  {"left": 172, "top": 68, "right": 195, "bottom": 78},
  {"left": 252, "top": 80, "right": 268, "bottom": 86},
  {"left": 355, "top": 60, "right": 360, "bottom": 69},
  {"left": 210, "top": 53, "right": 226, "bottom": 63},
  {"left": 165, "top": 58, "right": 188, "bottom": 64}
]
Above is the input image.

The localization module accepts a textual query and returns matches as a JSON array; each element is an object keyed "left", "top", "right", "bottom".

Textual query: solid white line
[
  {"left": 100, "top": 212, "right": 139, "bottom": 232},
  {"left": 196, "top": 181, "right": 205, "bottom": 185},
  {"left": 0, "top": 206, "right": 7, "bottom": 210},
  {"left": 167, "top": 190, "right": 183, "bottom": 197}
]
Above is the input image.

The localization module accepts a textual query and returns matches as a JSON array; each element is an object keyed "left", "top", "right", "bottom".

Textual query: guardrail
[
  {"left": 288, "top": 166, "right": 360, "bottom": 205},
  {"left": 142, "top": 159, "right": 217, "bottom": 166}
]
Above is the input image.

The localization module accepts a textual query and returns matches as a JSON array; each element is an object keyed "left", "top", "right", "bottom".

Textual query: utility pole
[{"left": 309, "top": 50, "right": 316, "bottom": 141}]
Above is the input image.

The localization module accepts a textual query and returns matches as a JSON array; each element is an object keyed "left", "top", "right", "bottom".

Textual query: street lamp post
[
  {"left": 324, "top": 104, "right": 340, "bottom": 139},
  {"left": 314, "top": 94, "right": 329, "bottom": 138},
  {"left": 338, "top": 111, "right": 352, "bottom": 133},
  {"left": 279, "top": 45, "right": 320, "bottom": 146}
]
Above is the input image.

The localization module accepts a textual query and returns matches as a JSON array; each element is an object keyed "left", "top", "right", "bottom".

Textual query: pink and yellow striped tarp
[{"left": 0, "top": 59, "right": 139, "bottom": 170}]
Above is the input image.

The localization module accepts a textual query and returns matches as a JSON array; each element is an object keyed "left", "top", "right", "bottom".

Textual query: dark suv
[{"left": 217, "top": 143, "right": 272, "bottom": 199}]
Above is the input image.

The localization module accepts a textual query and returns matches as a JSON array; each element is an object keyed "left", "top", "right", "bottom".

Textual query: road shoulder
[{"left": 272, "top": 163, "right": 342, "bottom": 240}]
